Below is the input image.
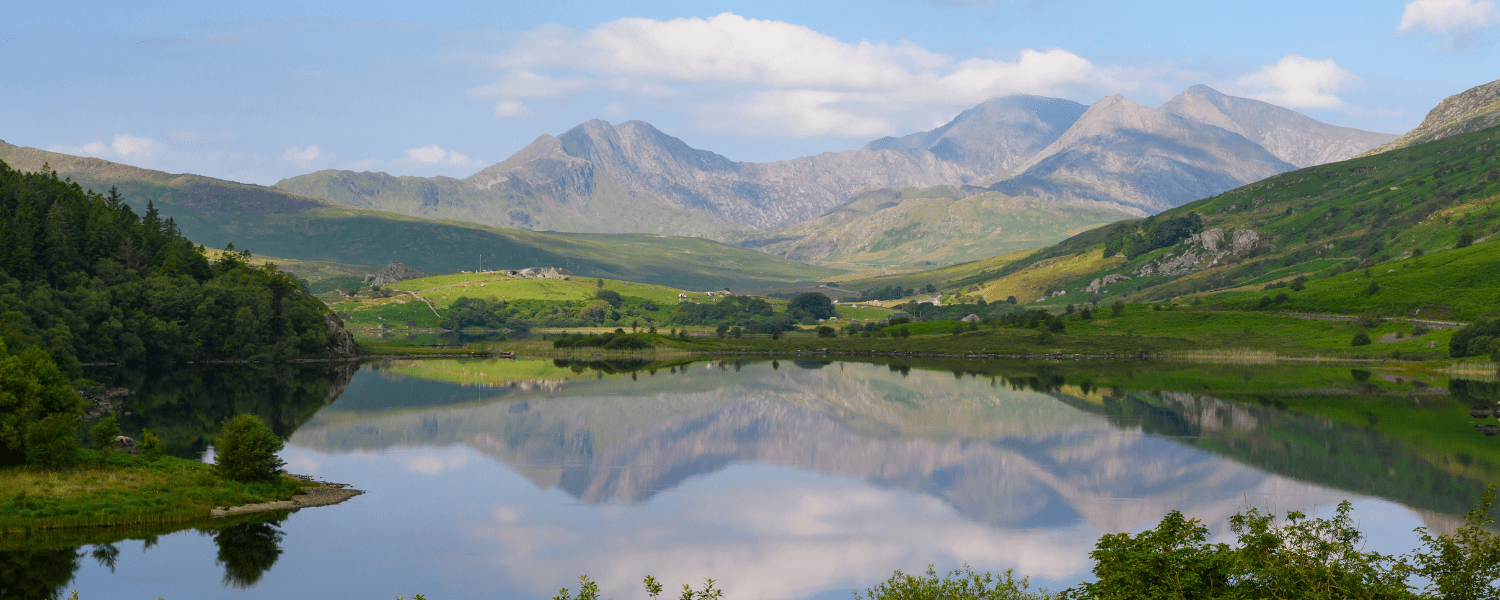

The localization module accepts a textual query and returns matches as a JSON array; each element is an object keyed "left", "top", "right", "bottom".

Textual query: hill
[
  {"left": 1364, "top": 77, "right": 1500, "bottom": 156},
  {"left": 727, "top": 186, "right": 1135, "bottom": 268},
  {"left": 934, "top": 122, "right": 1500, "bottom": 316},
  {"left": 0, "top": 142, "right": 842, "bottom": 291}
]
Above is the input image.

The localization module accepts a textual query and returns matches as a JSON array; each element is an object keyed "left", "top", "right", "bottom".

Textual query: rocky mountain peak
[
  {"left": 865, "top": 94, "right": 1087, "bottom": 177},
  {"left": 1161, "top": 85, "right": 1395, "bottom": 168}
]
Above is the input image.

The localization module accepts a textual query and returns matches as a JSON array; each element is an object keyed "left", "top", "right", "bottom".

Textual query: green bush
[
  {"left": 215, "top": 414, "right": 286, "bottom": 484},
  {"left": 1352, "top": 331, "right": 1372, "bottom": 346},
  {"left": 138, "top": 430, "right": 164, "bottom": 462},
  {"left": 864, "top": 565, "right": 1046, "bottom": 600},
  {"left": 0, "top": 341, "right": 85, "bottom": 468},
  {"left": 90, "top": 414, "right": 120, "bottom": 451}
]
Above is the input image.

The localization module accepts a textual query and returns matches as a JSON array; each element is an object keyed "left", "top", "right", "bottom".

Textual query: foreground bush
[
  {"left": 214, "top": 414, "right": 285, "bottom": 484},
  {"left": 552, "top": 486, "right": 1500, "bottom": 600}
]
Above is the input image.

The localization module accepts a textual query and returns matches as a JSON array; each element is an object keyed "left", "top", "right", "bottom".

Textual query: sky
[{"left": 3, "top": 0, "right": 1498, "bottom": 186}]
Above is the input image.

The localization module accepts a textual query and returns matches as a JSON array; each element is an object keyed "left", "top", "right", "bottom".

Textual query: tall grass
[{"left": 0, "top": 451, "right": 309, "bottom": 533}]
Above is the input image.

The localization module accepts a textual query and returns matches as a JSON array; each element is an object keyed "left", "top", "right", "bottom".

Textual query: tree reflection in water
[
  {"left": 214, "top": 517, "right": 286, "bottom": 589},
  {"left": 0, "top": 546, "right": 82, "bottom": 600}
]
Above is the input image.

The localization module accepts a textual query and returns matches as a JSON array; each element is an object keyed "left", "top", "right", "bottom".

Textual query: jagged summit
[
  {"left": 865, "top": 94, "right": 1088, "bottom": 175},
  {"left": 1161, "top": 85, "right": 1396, "bottom": 167},
  {"left": 990, "top": 94, "right": 1296, "bottom": 212}
]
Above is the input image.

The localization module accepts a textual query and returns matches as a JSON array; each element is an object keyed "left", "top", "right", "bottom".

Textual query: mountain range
[{"left": 275, "top": 85, "right": 1395, "bottom": 267}]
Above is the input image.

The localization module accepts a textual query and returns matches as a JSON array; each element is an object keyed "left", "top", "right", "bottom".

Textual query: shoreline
[{"left": 210, "top": 476, "right": 364, "bottom": 518}]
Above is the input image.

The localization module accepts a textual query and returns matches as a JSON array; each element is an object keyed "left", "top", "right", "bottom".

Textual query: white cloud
[
  {"left": 493, "top": 100, "right": 531, "bottom": 118},
  {"left": 1233, "top": 54, "right": 1358, "bottom": 109},
  {"left": 404, "top": 144, "right": 477, "bottom": 166},
  {"left": 1398, "top": 0, "right": 1500, "bottom": 34},
  {"left": 49, "top": 133, "right": 163, "bottom": 161},
  {"left": 481, "top": 13, "right": 1131, "bottom": 138},
  {"left": 282, "top": 145, "right": 323, "bottom": 164}
]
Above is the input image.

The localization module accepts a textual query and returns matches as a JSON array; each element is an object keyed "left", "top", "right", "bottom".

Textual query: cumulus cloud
[
  {"left": 1233, "top": 54, "right": 1359, "bottom": 109},
  {"left": 476, "top": 13, "right": 1135, "bottom": 138},
  {"left": 51, "top": 133, "right": 163, "bottom": 160},
  {"left": 282, "top": 145, "right": 323, "bottom": 164},
  {"left": 404, "top": 144, "right": 477, "bottom": 166},
  {"left": 1398, "top": 0, "right": 1500, "bottom": 35}
]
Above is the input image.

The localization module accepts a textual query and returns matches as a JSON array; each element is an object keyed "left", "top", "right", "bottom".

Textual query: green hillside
[
  {"left": 728, "top": 186, "right": 1136, "bottom": 268},
  {"left": 0, "top": 142, "right": 840, "bottom": 291},
  {"left": 924, "top": 123, "right": 1500, "bottom": 316},
  {"left": 275, "top": 168, "right": 741, "bottom": 237}
]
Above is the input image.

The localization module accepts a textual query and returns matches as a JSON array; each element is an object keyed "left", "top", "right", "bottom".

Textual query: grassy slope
[
  {"left": 728, "top": 186, "right": 1135, "bottom": 268},
  {"left": 902, "top": 124, "right": 1500, "bottom": 316},
  {"left": 837, "top": 248, "right": 1036, "bottom": 293},
  {"left": 329, "top": 271, "right": 894, "bottom": 330},
  {"left": 0, "top": 452, "right": 308, "bottom": 531},
  {"left": 0, "top": 142, "right": 841, "bottom": 291}
]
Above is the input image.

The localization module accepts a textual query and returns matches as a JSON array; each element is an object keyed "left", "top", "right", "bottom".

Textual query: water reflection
[
  {"left": 36, "top": 358, "right": 1500, "bottom": 599},
  {"left": 0, "top": 512, "right": 289, "bottom": 600}
]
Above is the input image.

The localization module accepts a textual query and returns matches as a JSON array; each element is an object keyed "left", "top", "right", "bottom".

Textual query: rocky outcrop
[
  {"left": 1364, "top": 77, "right": 1500, "bottom": 156},
  {"left": 323, "top": 312, "right": 362, "bottom": 358},
  {"left": 1083, "top": 273, "right": 1132, "bottom": 293},
  {"left": 1135, "top": 228, "right": 1263, "bottom": 277},
  {"left": 363, "top": 263, "right": 426, "bottom": 286}
]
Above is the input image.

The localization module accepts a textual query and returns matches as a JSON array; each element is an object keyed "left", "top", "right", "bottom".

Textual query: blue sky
[{"left": 3, "top": 0, "right": 1497, "bottom": 185}]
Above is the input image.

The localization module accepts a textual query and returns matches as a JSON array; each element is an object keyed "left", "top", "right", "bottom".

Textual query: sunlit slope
[
  {"left": 0, "top": 141, "right": 842, "bottom": 291},
  {"left": 939, "top": 123, "right": 1500, "bottom": 314},
  {"left": 729, "top": 186, "right": 1136, "bottom": 268}
]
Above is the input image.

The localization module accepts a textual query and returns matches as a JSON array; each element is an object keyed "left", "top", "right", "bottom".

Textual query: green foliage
[
  {"left": 865, "top": 565, "right": 1048, "bottom": 600},
  {"left": 817, "top": 326, "right": 837, "bottom": 338},
  {"left": 214, "top": 414, "right": 285, "bottom": 484},
  {"left": 594, "top": 289, "right": 623, "bottom": 308},
  {"left": 441, "top": 297, "right": 512, "bottom": 330},
  {"left": 0, "top": 162, "right": 342, "bottom": 370},
  {"left": 1451, "top": 318, "right": 1500, "bottom": 358},
  {"left": 1351, "top": 331, "right": 1372, "bottom": 346},
  {"left": 1064, "top": 510, "right": 1235, "bottom": 600},
  {"left": 1413, "top": 485, "right": 1500, "bottom": 599},
  {"left": 137, "top": 430, "right": 163, "bottom": 462},
  {"left": 0, "top": 341, "right": 84, "bottom": 468},
  {"left": 551, "top": 332, "right": 654, "bottom": 350},
  {"left": 89, "top": 414, "right": 119, "bottom": 451},
  {"left": 787, "top": 292, "right": 836, "bottom": 320}
]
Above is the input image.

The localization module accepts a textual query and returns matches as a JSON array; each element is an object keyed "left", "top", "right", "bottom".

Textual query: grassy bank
[
  {"left": 462, "top": 304, "right": 1468, "bottom": 362},
  {"left": 0, "top": 450, "right": 311, "bottom": 532}
]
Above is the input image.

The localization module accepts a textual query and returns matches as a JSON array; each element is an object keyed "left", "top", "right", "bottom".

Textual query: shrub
[
  {"left": 1351, "top": 331, "right": 1372, "bottom": 346},
  {"left": 90, "top": 414, "right": 120, "bottom": 451},
  {"left": 1367, "top": 281, "right": 1381, "bottom": 295},
  {"left": 138, "top": 430, "right": 164, "bottom": 462},
  {"left": 215, "top": 414, "right": 286, "bottom": 484},
  {"left": 1257, "top": 295, "right": 1274, "bottom": 309},
  {"left": 817, "top": 326, "right": 837, "bottom": 338},
  {"left": 1458, "top": 230, "right": 1475, "bottom": 248},
  {"left": 1111, "top": 302, "right": 1125, "bottom": 316},
  {"left": 0, "top": 342, "right": 85, "bottom": 468}
]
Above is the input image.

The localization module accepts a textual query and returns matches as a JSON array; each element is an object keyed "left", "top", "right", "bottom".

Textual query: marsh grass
[
  {"left": 1439, "top": 359, "right": 1500, "bottom": 381},
  {"left": 0, "top": 450, "right": 310, "bottom": 532}
]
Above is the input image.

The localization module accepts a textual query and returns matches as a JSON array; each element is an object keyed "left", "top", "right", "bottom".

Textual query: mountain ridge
[{"left": 276, "top": 87, "right": 1394, "bottom": 255}]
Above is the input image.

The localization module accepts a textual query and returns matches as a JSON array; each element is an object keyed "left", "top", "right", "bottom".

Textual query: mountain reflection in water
[{"left": 44, "top": 359, "right": 1497, "bottom": 600}]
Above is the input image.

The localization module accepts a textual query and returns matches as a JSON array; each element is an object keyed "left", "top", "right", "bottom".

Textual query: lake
[{"left": 9, "top": 357, "right": 1499, "bottom": 599}]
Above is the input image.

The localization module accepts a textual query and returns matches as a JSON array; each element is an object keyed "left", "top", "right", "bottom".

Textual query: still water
[{"left": 16, "top": 358, "right": 1500, "bottom": 599}]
